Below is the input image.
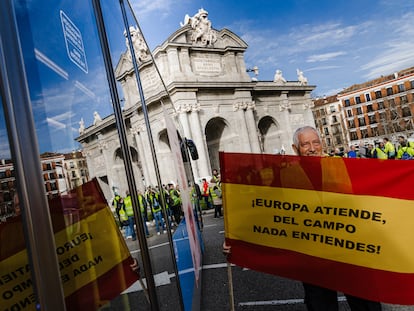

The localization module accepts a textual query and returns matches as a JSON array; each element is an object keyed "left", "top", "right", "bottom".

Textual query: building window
[
  {"left": 350, "top": 132, "right": 358, "bottom": 141},
  {"left": 358, "top": 117, "right": 366, "bottom": 126},
  {"left": 367, "top": 104, "right": 373, "bottom": 112},
  {"left": 347, "top": 109, "right": 352, "bottom": 117},
  {"left": 365, "top": 93, "right": 371, "bottom": 101},
  {"left": 386, "top": 87, "right": 393, "bottom": 96},
  {"left": 356, "top": 107, "right": 363, "bottom": 115},
  {"left": 368, "top": 115, "right": 377, "bottom": 124},
  {"left": 322, "top": 118, "right": 327, "bottom": 125},
  {"left": 361, "top": 129, "right": 368, "bottom": 138},
  {"left": 324, "top": 127, "right": 329, "bottom": 135},
  {"left": 388, "top": 98, "right": 395, "bottom": 106},
  {"left": 410, "top": 80, "right": 414, "bottom": 89},
  {"left": 329, "top": 105, "right": 336, "bottom": 113},
  {"left": 400, "top": 95, "right": 408, "bottom": 105},
  {"left": 375, "top": 90, "right": 382, "bottom": 99},
  {"left": 332, "top": 115, "right": 337, "bottom": 123},
  {"left": 326, "top": 137, "right": 331, "bottom": 146},
  {"left": 344, "top": 99, "right": 350, "bottom": 107},
  {"left": 335, "top": 136, "right": 342, "bottom": 144},
  {"left": 46, "top": 163, "right": 52, "bottom": 170},
  {"left": 377, "top": 101, "right": 384, "bottom": 110},
  {"left": 50, "top": 182, "right": 57, "bottom": 191},
  {"left": 355, "top": 96, "right": 361, "bottom": 104},
  {"left": 348, "top": 119, "right": 355, "bottom": 128},
  {"left": 72, "top": 171, "right": 77, "bottom": 178},
  {"left": 70, "top": 161, "right": 74, "bottom": 169},
  {"left": 398, "top": 84, "right": 405, "bottom": 92},
  {"left": 402, "top": 106, "right": 411, "bottom": 117}
]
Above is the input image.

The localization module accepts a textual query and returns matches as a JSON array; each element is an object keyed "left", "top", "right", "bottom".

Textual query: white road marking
[{"left": 239, "top": 296, "right": 346, "bottom": 307}]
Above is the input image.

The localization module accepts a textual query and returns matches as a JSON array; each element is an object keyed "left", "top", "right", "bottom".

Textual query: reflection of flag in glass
[
  {"left": 221, "top": 152, "right": 414, "bottom": 305},
  {"left": 0, "top": 178, "right": 138, "bottom": 310}
]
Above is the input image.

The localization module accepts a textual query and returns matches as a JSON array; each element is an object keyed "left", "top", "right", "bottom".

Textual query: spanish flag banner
[
  {"left": 221, "top": 152, "right": 414, "bottom": 305},
  {"left": 0, "top": 178, "right": 138, "bottom": 310}
]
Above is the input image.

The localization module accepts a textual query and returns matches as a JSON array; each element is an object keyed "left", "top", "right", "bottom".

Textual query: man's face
[{"left": 293, "top": 129, "right": 322, "bottom": 157}]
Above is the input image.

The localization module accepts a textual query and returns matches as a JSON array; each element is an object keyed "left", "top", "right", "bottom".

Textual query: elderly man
[{"left": 292, "top": 126, "right": 382, "bottom": 311}]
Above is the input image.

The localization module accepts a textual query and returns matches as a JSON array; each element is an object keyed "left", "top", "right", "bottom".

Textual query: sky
[
  {"left": 129, "top": 0, "right": 414, "bottom": 97},
  {"left": 2, "top": 0, "right": 414, "bottom": 159}
]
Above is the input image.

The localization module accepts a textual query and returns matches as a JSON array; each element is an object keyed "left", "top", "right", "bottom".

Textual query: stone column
[
  {"left": 280, "top": 92, "right": 293, "bottom": 154},
  {"left": 245, "top": 101, "right": 261, "bottom": 153},
  {"left": 302, "top": 92, "right": 315, "bottom": 125},
  {"left": 189, "top": 102, "right": 210, "bottom": 179},
  {"left": 167, "top": 48, "right": 180, "bottom": 79},
  {"left": 132, "top": 125, "right": 152, "bottom": 187},
  {"left": 233, "top": 102, "right": 252, "bottom": 153},
  {"left": 177, "top": 103, "right": 192, "bottom": 139}
]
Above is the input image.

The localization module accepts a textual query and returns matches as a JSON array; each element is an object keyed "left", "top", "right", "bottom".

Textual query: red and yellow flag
[
  {"left": 221, "top": 152, "right": 414, "bottom": 305},
  {"left": 0, "top": 178, "right": 138, "bottom": 310}
]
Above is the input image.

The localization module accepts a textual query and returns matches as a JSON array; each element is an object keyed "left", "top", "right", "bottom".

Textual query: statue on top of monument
[
  {"left": 181, "top": 8, "right": 217, "bottom": 46},
  {"left": 93, "top": 111, "right": 102, "bottom": 126},
  {"left": 79, "top": 118, "right": 85, "bottom": 135},
  {"left": 124, "top": 26, "right": 150, "bottom": 63},
  {"left": 273, "top": 69, "right": 287, "bottom": 84},
  {"left": 297, "top": 69, "right": 308, "bottom": 85}
]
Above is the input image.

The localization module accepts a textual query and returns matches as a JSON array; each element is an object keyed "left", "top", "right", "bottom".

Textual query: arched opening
[
  {"left": 205, "top": 117, "right": 235, "bottom": 171},
  {"left": 258, "top": 116, "right": 283, "bottom": 154}
]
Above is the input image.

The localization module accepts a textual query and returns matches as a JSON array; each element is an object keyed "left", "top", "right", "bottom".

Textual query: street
[{"left": 101, "top": 209, "right": 414, "bottom": 311}]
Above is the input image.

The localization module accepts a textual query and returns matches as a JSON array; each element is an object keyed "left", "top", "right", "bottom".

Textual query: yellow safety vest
[{"left": 124, "top": 195, "right": 134, "bottom": 216}]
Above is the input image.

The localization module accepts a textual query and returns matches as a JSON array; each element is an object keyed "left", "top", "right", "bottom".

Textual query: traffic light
[
  {"left": 186, "top": 139, "right": 199, "bottom": 160},
  {"left": 180, "top": 140, "right": 189, "bottom": 162}
]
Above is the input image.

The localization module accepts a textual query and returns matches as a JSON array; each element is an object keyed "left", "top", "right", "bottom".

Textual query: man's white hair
[{"left": 292, "top": 126, "right": 319, "bottom": 148}]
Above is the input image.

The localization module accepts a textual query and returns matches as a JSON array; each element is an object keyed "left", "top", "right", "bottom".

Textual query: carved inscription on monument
[
  {"left": 290, "top": 114, "right": 305, "bottom": 126},
  {"left": 192, "top": 55, "right": 222, "bottom": 75}
]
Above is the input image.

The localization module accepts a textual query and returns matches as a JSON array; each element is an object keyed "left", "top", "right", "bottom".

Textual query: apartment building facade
[
  {"left": 64, "top": 151, "right": 89, "bottom": 190},
  {"left": 338, "top": 67, "right": 414, "bottom": 147},
  {"left": 312, "top": 95, "right": 348, "bottom": 154}
]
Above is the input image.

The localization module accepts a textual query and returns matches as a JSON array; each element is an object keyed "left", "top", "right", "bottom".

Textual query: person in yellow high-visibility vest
[
  {"left": 123, "top": 190, "right": 136, "bottom": 241},
  {"left": 137, "top": 190, "right": 151, "bottom": 237},
  {"left": 149, "top": 189, "right": 165, "bottom": 235}
]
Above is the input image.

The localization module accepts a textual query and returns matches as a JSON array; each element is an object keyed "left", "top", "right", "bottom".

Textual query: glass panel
[
  {"left": 98, "top": 1, "right": 184, "bottom": 310},
  {"left": 10, "top": 1, "right": 152, "bottom": 310},
  {"left": 0, "top": 98, "right": 38, "bottom": 309},
  {"left": 6, "top": 0, "right": 201, "bottom": 309}
]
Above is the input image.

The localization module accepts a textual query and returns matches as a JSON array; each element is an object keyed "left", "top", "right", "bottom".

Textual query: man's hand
[
  {"left": 130, "top": 257, "right": 140, "bottom": 275},
  {"left": 223, "top": 241, "right": 231, "bottom": 256}
]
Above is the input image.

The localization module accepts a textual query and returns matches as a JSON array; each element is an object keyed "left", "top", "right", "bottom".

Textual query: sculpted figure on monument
[
  {"left": 182, "top": 8, "right": 217, "bottom": 46},
  {"left": 124, "top": 26, "right": 150, "bottom": 63},
  {"left": 297, "top": 69, "right": 308, "bottom": 85},
  {"left": 273, "top": 69, "right": 287, "bottom": 84},
  {"left": 79, "top": 118, "right": 85, "bottom": 134},
  {"left": 93, "top": 111, "right": 102, "bottom": 126}
]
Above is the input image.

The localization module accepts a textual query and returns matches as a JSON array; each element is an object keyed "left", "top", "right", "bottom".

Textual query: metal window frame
[{"left": 0, "top": 1, "right": 66, "bottom": 310}]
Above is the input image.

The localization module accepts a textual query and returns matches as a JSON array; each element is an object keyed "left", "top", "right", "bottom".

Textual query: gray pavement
[{"left": 102, "top": 209, "right": 414, "bottom": 310}]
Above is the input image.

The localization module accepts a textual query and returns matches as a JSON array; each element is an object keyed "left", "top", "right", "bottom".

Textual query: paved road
[{"left": 101, "top": 209, "right": 414, "bottom": 310}]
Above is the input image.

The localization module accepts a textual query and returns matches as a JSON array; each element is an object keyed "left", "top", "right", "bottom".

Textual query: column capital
[
  {"left": 176, "top": 102, "right": 201, "bottom": 113},
  {"left": 279, "top": 100, "right": 291, "bottom": 112},
  {"left": 303, "top": 101, "right": 314, "bottom": 110},
  {"left": 233, "top": 101, "right": 255, "bottom": 111},
  {"left": 130, "top": 125, "right": 144, "bottom": 134}
]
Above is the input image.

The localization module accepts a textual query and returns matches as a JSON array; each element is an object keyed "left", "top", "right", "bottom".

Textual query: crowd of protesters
[
  {"left": 332, "top": 136, "right": 414, "bottom": 160},
  {"left": 111, "top": 169, "right": 222, "bottom": 239}
]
